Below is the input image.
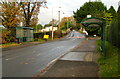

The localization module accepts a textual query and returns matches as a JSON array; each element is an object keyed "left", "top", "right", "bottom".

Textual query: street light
[
  {"left": 52, "top": 7, "right": 54, "bottom": 40},
  {"left": 51, "top": 6, "right": 61, "bottom": 40},
  {"left": 58, "top": 6, "right": 61, "bottom": 30}
]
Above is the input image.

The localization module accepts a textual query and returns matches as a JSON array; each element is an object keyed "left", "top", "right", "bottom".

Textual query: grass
[
  {"left": 96, "top": 40, "right": 119, "bottom": 78},
  {"left": 34, "top": 38, "right": 58, "bottom": 42},
  {"left": 37, "top": 39, "right": 46, "bottom": 42},
  {"left": 1, "top": 38, "right": 59, "bottom": 48},
  {"left": 0, "top": 42, "right": 21, "bottom": 48}
]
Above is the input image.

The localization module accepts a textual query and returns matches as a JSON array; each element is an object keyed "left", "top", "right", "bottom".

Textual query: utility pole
[
  {"left": 58, "top": 10, "right": 60, "bottom": 30},
  {"left": 58, "top": 6, "right": 61, "bottom": 30},
  {"left": 52, "top": 7, "right": 54, "bottom": 40},
  {"left": 52, "top": 19, "right": 54, "bottom": 40}
]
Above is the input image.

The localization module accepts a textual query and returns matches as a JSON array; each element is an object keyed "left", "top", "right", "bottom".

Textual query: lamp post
[
  {"left": 58, "top": 6, "right": 61, "bottom": 30},
  {"left": 52, "top": 20, "right": 54, "bottom": 40},
  {"left": 51, "top": 6, "right": 61, "bottom": 40},
  {"left": 52, "top": 7, "right": 54, "bottom": 40}
]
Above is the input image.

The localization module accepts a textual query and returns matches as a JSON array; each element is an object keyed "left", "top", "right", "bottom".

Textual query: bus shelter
[
  {"left": 16, "top": 26, "right": 34, "bottom": 42},
  {"left": 81, "top": 17, "right": 105, "bottom": 56}
]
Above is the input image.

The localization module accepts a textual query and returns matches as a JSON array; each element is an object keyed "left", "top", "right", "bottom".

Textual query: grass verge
[
  {"left": 96, "top": 40, "right": 119, "bottom": 78},
  {"left": 1, "top": 38, "right": 59, "bottom": 48},
  {"left": 35, "top": 39, "right": 46, "bottom": 42},
  {"left": 0, "top": 42, "right": 21, "bottom": 48}
]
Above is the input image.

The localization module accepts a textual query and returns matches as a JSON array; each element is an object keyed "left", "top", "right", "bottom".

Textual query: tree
[
  {"left": 1, "top": 2, "right": 21, "bottom": 29},
  {"left": 49, "top": 19, "right": 58, "bottom": 26},
  {"left": 33, "top": 24, "right": 43, "bottom": 32},
  {"left": 1, "top": 2, "right": 21, "bottom": 43},
  {"left": 60, "top": 17, "right": 69, "bottom": 27},
  {"left": 44, "top": 24, "right": 52, "bottom": 27},
  {"left": 60, "top": 16, "right": 77, "bottom": 31},
  {"left": 20, "top": 0, "right": 47, "bottom": 27},
  {"left": 102, "top": 11, "right": 113, "bottom": 27},
  {"left": 73, "top": 1, "right": 107, "bottom": 35},
  {"left": 117, "top": 6, "right": 120, "bottom": 22},
  {"left": 107, "top": 6, "right": 117, "bottom": 18},
  {"left": 60, "top": 22, "right": 74, "bottom": 31},
  {"left": 73, "top": 1, "right": 107, "bottom": 23},
  {"left": 95, "top": 0, "right": 101, "bottom": 1},
  {"left": 36, "top": 24, "right": 43, "bottom": 30}
]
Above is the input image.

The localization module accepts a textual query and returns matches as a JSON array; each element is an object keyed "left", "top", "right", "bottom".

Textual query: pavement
[{"left": 40, "top": 38, "right": 100, "bottom": 78}]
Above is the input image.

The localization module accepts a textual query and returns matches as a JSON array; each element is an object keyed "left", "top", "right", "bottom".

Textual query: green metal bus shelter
[
  {"left": 81, "top": 17, "right": 105, "bottom": 56},
  {"left": 16, "top": 26, "right": 34, "bottom": 42}
]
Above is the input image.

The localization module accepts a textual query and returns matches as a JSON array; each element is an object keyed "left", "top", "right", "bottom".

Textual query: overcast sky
[{"left": 38, "top": 0, "right": 119, "bottom": 25}]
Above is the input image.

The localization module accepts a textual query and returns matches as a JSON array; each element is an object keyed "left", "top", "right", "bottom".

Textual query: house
[{"left": 40, "top": 26, "right": 58, "bottom": 32}]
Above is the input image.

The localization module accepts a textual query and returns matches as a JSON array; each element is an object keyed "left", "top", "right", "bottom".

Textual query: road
[{"left": 3, "top": 30, "right": 85, "bottom": 77}]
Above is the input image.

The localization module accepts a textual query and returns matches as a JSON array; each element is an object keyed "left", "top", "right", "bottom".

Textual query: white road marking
[
  {"left": 50, "top": 46, "right": 64, "bottom": 51},
  {"left": 5, "top": 59, "right": 8, "bottom": 61},
  {"left": 37, "top": 53, "right": 41, "bottom": 56},
  {"left": 5, "top": 56, "right": 19, "bottom": 61}
]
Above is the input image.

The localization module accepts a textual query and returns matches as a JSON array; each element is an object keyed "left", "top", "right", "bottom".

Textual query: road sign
[{"left": 44, "top": 35, "right": 49, "bottom": 39}]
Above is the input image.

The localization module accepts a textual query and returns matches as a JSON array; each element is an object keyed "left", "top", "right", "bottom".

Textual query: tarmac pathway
[{"left": 41, "top": 38, "right": 99, "bottom": 78}]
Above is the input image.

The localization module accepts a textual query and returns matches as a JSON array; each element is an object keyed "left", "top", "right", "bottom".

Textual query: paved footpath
[{"left": 40, "top": 38, "right": 100, "bottom": 78}]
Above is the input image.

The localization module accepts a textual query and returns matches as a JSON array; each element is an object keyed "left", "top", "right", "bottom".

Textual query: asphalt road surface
[{"left": 3, "top": 30, "right": 85, "bottom": 77}]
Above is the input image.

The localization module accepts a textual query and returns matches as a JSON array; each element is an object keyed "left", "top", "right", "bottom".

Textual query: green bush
[{"left": 97, "top": 40, "right": 119, "bottom": 77}]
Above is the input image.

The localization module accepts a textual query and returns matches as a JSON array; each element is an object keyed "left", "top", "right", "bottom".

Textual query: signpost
[
  {"left": 44, "top": 35, "right": 49, "bottom": 39},
  {"left": 44, "top": 35, "right": 49, "bottom": 41}
]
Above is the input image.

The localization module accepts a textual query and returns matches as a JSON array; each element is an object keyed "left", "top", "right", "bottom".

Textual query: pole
[
  {"left": 101, "top": 24, "right": 105, "bottom": 57},
  {"left": 52, "top": 8, "right": 54, "bottom": 40},
  {"left": 52, "top": 19, "right": 54, "bottom": 40},
  {"left": 58, "top": 10, "right": 60, "bottom": 30}
]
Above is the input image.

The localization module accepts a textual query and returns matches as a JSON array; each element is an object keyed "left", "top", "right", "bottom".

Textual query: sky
[{"left": 38, "top": 0, "right": 119, "bottom": 25}]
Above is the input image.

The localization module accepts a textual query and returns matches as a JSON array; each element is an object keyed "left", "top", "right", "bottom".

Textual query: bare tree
[{"left": 20, "top": 0, "right": 47, "bottom": 27}]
